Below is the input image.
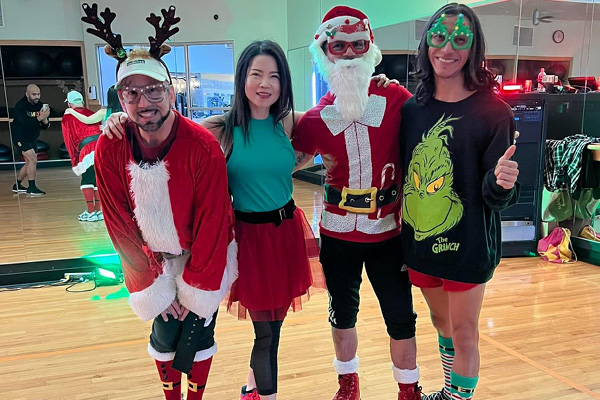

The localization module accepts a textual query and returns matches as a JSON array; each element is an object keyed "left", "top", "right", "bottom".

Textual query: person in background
[
  {"left": 10, "top": 84, "right": 50, "bottom": 195},
  {"left": 61, "top": 90, "right": 105, "bottom": 222},
  {"left": 537, "top": 67, "right": 546, "bottom": 90},
  {"left": 401, "top": 4, "right": 519, "bottom": 399}
]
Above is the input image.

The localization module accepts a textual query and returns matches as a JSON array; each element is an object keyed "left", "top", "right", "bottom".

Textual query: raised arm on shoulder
[
  {"left": 281, "top": 111, "right": 306, "bottom": 139},
  {"left": 198, "top": 114, "right": 226, "bottom": 142}
]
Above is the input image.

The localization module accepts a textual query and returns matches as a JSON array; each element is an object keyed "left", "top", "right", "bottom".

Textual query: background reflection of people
[
  {"left": 61, "top": 90, "right": 104, "bottom": 222},
  {"left": 104, "top": 85, "right": 123, "bottom": 123},
  {"left": 10, "top": 84, "right": 50, "bottom": 195},
  {"left": 537, "top": 67, "right": 546, "bottom": 90}
]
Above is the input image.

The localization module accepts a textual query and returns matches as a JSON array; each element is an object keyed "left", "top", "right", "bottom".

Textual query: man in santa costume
[
  {"left": 85, "top": 4, "right": 237, "bottom": 399},
  {"left": 293, "top": 6, "right": 421, "bottom": 400},
  {"left": 61, "top": 90, "right": 106, "bottom": 222}
]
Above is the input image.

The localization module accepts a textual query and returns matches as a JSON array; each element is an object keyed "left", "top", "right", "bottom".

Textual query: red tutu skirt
[{"left": 227, "top": 206, "right": 326, "bottom": 321}]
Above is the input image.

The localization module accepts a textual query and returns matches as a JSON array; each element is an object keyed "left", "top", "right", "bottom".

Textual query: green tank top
[{"left": 227, "top": 115, "right": 295, "bottom": 212}]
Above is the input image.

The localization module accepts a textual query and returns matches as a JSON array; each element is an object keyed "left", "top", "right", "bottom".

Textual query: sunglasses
[
  {"left": 427, "top": 31, "right": 473, "bottom": 50},
  {"left": 327, "top": 40, "right": 370, "bottom": 56},
  {"left": 116, "top": 82, "right": 170, "bottom": 104}
]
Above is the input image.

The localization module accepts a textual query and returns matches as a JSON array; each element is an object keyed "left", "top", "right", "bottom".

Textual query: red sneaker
[
  {"left": 398, "top": 382, "right": 423, "bottom": 400},
  {"left": 332, "top": 373, "right": 360, "bottom": 400},
  {"left": 240, "top": 385, "right": 260, "bottom": 400}
]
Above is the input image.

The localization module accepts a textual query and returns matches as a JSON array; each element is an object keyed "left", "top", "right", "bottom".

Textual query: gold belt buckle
[
  {"left": 188, "top": 382, "right": 198, "bottom": 392},
  {"left": 339, "top": 187, "right": 377, "bottom": 214},
  {"left": 162, "top": 382, "right": 174, "bottom": 390}
]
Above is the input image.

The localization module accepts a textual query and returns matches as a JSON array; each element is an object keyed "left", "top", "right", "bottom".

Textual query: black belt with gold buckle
[{"left": 325, "top": 184, "right": 399, "bottom": 213}]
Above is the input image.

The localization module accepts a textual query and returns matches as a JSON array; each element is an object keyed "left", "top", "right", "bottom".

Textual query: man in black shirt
[{"left": 10, "top": 84, "right": 50, "bottom": 195}]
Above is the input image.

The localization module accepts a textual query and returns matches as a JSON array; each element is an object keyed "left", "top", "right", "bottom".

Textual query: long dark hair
[
  {"left": 218, "top": 40, "right": 294, "bottom": 157},
  {"left": 413, "top": 3, "right": 497, "bottom": 105},
  {"left": 105, "top": 85, "right": 123, "bottom": 119}
]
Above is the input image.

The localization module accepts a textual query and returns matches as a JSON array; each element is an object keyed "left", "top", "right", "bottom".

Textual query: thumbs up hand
[{"left": 495, "top": 145, "right": 519, "bottom": 190}]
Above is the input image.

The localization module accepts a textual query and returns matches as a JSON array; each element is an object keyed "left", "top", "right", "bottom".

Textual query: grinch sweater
[{"left": 400, "top": 90, "right": 518, "bottom": 284}]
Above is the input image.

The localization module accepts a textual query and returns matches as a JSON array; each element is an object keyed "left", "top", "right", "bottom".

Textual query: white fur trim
[
  {"left": 127, "top": 160, "right": 183, "bottom": 255},
  {"left": 64, "top": 107, "right": 106, "bottom": 124},
  {"left": 315, "top": 16, "right": 365, "bottom": 45},
  {"left": 334, "top": 356, "right": 359, "bottom": 375},
  {"left": 193, "top": 343, "right": 218, "bottom": 362},
  {"left": 147, "top": 343, "right": 175, "bottom": 361},
  {"left": 80, "top": 184, "right": 95, "bottom": 189},
  {"left": 72, "top": 151, "right": 95, "bottom": 176},
  {"left": 392, "top": 364, "right": 420, "bottom": 384},
  {"left": 147, "top": 341, "right": 217, "bottom": 363},
  {"left": 128, "top": 271, "right": 177, "bottom": 321},
  {"left": 176, "top": 239, "right": 239, "bottom": 319}
]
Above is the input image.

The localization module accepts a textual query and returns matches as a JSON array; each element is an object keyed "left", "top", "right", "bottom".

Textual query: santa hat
[
  {"left": 312, "top": 6, "right": 381, "bottom": 66},
  {"left": 314, "top": 6, "right": 374, "bottom": 45}
]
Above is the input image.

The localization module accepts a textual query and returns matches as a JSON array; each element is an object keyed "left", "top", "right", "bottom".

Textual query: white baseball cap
[
  {"left": 65, "top": 90, "right": 84, "bottom": 104},
  {"left": 117, "top": 56, "right": 171, "bottom": 85}
]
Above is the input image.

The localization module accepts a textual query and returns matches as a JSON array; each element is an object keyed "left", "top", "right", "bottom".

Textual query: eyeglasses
[
  {"left": 327, "top": 40, "right": 370, "bottom": 56},
  {"left": 116, "top": 82, "right": 170, "bottom": 104},
  {"left": 427, "top": 31, "right": 473, "bottom": 50}
]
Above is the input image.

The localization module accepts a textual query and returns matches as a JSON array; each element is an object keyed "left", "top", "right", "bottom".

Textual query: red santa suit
[
  {"left": 293, "top": 81, "right": 412, "bottom": 243},
  {"left": 94, "top": 111, "right": 238, "bottom": 323},
  {"left": 61, "top": 107, "right": 105, "bottom": 176}
]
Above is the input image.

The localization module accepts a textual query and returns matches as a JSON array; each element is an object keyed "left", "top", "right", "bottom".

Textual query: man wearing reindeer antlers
[
  {"left": 81, "top": 4, "right": 237, "bottom": 400},
  {"left": 292, "top": 6, "right": 422, "bottom": 400}
]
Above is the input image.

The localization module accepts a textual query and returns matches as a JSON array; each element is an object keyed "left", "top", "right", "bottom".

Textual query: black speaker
[{"left": 501, "top": 93, "right": 548, "bottom": 256}]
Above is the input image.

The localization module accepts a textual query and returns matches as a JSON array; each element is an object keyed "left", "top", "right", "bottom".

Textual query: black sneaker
[
  {"left": 12, "top": 183, "right": 27, "bottom": 193},
  {"left": 422, "top": 390, "right": 451, "bottom": 400},
  {"left": 26, "top": 186, "right": 46, "bottom": 196}
]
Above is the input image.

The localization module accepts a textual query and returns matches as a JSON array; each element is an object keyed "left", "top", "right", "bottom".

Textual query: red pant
[{"left": 408, "top": 269, "right": 478, "bottom": 292}]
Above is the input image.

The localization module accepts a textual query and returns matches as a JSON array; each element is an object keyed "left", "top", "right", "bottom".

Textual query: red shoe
[
  {"left": 240, "top": 385, "right": 260, "bottom": 399},
  {"left": 398, "top": 382, "right": 423, "bottom": 400},
  {"left": 332, "top": 373, "right": 360, "bottom": 400}
]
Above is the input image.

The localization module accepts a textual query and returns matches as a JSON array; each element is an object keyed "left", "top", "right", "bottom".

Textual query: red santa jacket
[
  {"left": 95, "top": 112, "right": 237, "bottom": 321},
  {"left": 293, "top": 81, "right": 412, "bottom": 243},
  {"left": 61, "top": 107, "right": 105, "bottom": 176}
]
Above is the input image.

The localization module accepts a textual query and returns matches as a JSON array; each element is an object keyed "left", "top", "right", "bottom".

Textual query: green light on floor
[
  {"left": 105, "top": 287, "right": 130, "bottom": 300},
  {"left": 90, "top": 295, "right": 101, "bottom": 301},
  {"left": 97, "top": 267, "right": 117, "bottom": 280},
  {"left": 82, "top": 253, "right": 121, "bottom": 266}
]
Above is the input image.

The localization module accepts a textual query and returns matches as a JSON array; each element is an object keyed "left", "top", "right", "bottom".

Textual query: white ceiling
[{"left": 475, "top": 0, "right": 600, "bottom": 21}]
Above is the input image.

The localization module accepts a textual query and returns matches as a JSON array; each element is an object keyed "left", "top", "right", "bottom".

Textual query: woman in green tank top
[{"left": 204, "top": 40, "right": 325, "bottom": 400}]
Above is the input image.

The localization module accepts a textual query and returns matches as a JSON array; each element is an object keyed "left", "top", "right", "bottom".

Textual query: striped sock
[
  {"left": 439, "top": 335, "right": 455, "bottom": 397},
  {"left": 449, "top": 371, "right": 478, "bottom": 400}
]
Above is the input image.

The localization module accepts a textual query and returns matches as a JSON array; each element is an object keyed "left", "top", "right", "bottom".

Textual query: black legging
[{"left": 249, "top": 318, "right": 283, "bottom": 396}]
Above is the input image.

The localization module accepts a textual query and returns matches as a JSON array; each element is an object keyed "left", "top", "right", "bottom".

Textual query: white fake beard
[{"left": 315, "top": 50, "right": 377, "bottom": 122}]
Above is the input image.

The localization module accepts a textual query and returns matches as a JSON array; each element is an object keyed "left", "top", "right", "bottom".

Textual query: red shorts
[{"left": 408, "top": 269, "right": 478, "bottom": 292}]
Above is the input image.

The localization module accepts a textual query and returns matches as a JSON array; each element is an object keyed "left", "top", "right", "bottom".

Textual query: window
[{"left": 96, "top": 42, "right": 234, "bottom": 120}]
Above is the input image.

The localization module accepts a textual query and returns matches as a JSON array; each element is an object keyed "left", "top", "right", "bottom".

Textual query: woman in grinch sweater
[{"left": 400, "top": 4, "right": 519, "bottom": 400}]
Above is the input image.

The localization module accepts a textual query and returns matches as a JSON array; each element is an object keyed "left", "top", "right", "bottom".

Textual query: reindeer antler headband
[{"left": 81, "top": 3, "right": 180, "bottom": 62}]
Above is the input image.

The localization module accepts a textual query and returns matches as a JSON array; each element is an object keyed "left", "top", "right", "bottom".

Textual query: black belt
[
  {"left": 234, "top": 199, "right": 295, "bottom": 226},
  {"left": 324, "top": 184, "right": 399, "bottom": 211},
  {"left": 78, "top": 134, "right": 100, "bottom": 151}
]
